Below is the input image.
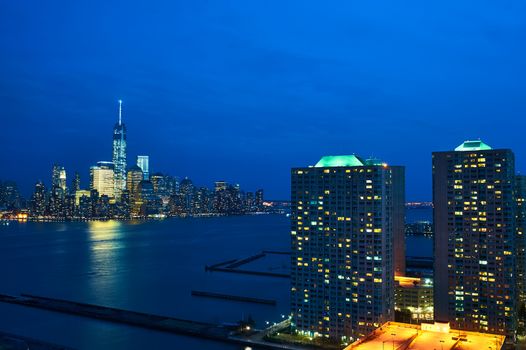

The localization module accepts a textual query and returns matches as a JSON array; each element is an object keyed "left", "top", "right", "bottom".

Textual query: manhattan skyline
[{"left": 2, "top": 1, "right": 526, "bottom": 200}]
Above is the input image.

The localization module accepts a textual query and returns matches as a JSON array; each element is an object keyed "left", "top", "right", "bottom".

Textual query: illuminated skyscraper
[
  {"left": 127, "top": 166, "right": 143, "bottom": 197},
  {"left": 137, "top": 156, "right": 149, "bottom": 180},
  {"left": 126, "top": 165, "right": 143, "bottom": 216},
  {"left": 433, "top": 140, "right": 516, "bottom": 336},
  {"left": 52, "top": 164, "right": 67, "bottom": 192},
  {"left": 290, "top": 155, "right": 405, "bottom": 343},
  {"left": 112, "top": 100, "right": 127, "bottom": 200},
  {"left": 90, "top": 161, "right": 115, "bottom": 199}
]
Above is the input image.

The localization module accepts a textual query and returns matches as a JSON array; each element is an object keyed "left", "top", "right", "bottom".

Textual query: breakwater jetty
[
  {"left": 0, "top": 293, "right": 310, "bottom": 350},
  {"left": 0, "top": 293, "right": 232, "bottom": 341}
]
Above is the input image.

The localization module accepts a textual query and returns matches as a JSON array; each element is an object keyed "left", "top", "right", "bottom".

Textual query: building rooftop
[
  {"left": 455, "top": 140, "right": 492, "bottom": 152},
  {"left": 314, "top": 155, "right": 365, "bottom": 168},
  {"left": 312, "top": 155, "right": 392, "bottom": 168},
  {"left": 345, "top": 322, "right": 504, "bottom": 350}
]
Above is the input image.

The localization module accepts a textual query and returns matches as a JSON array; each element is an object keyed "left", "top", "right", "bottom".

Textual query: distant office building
[
  {"left": 517, "top": 175, "right": 526, "bottom": 304},
  {"left": 116, "top": 190, "right": 131, "bottom": 218},
  {"left": 64, "top": 194, "right": 75, "bottom": 218},
  {"left": 214, "top": 184, "right": 243, "bottom": 214},
  {"left": 164, "top": 175, "right": 179, "bottom": 196},
  {"left": 90, "top": 161, "right": 115, "bottom": 199},
  {"left": 112, "top": 100, "right": 127, "bottom": 200},
  {"left": 72, "top": 172, "right": 81, "bottom": 193},
  {"left": 215, "top": 181, "right": 228, "bottom": 192},
  {"left": 193, "top": 187, "right": 213, "bottom": 214},
  {"left": 0, "top": 180, "right": 22, "bottom": 210},
  {"left": 52, "top": 164, "right": 67, "bottom": 192},
  {"left": 255, "top": 189, "right": 264, "bottom": 209},
  {"left": 433, "top": 140, "right": 516, "bottom": 336},
  {"left": 291, "top": 155, "right": 405, "bottom": 343},
  {"left": 127, "top": 166, "right": 143, "bottom": 196},
  {"left": 138, "top": 180, "right": 159, "bottom": 216},
  {"left": 151, "top": 173, "right": 166, "bottom": 195},
  {"left": 137, "top": 156, "right": 149, "bottom": 180},
  {"left": 75, "top": 190, "right": 91, "bottom": 206},
  {"left": 30, "top": 181, "right": 46, "bottom": 216},
  {"left": 127, "top": 166, "right": 143, "bottom": 216},
  {"left": 49, "top": 186, "right": 65, "bottom": 217},
  {"left": 245, "top": 191, "right": 255, "bottom": 211},
  {"left": 180, "top": 177, "right": 194, "bottom": 212},
  {"left": 394, "top": 276, "right": 433, "bottom": 323},
  {"left": 96, "top": 194, "right": 112, "bottom": 218}
]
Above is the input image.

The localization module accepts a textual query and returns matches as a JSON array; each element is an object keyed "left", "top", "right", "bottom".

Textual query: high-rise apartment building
[
  {"left": 137, "top": 156, "right": 149, "bottom": 181},
  {"left": 516, "top": 175, "right": 526, "bottom": 304},
  {"left": 90, "top": 161, "right": 115, "bottom": 199},
  {"left": 112, "top": 100, "right": 127, "bottom": 200},
  {"left": 291, "top": 155, "right": 405, "bottom": 343},
  {"left": 433, "top": 140, "right": 516, "bottom": 336}
]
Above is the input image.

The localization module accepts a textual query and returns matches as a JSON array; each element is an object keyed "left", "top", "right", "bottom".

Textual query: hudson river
[{"left": 0, "top": 211, "right": 431, "bottom": 349}]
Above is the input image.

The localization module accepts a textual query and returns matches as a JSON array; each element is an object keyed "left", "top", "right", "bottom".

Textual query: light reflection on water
[
  {"left": 88, "top": 221, "right": 125, "bottom": 251},
  {"left": 87, "top": 221, "right": 126, "bottom": 302},
  {"left": 88, "top": 220, "right": 123, "bottom": 241}
]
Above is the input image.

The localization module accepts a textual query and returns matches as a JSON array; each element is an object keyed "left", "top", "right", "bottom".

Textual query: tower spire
[{"left": 118, "top": 99, "right": 123, "bottom": 125}]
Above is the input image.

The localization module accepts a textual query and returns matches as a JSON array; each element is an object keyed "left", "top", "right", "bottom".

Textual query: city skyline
[
  {"left": 4, "top": 99, "right": 268, "bottom": 199},
  {"left": 2, "top": 1, "right": 525, "bottom": 349},
  {"left": 1, "top": 107, "right": 270, "bottom": 220},
  {"left": 4, "top": 99, "right": 526, "bottom": 202},
  {"left": 2, "top": 1, "right": 526, "bottom": 200}
]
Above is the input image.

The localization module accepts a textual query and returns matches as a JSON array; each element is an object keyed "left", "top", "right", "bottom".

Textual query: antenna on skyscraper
[{"left": 118, "top": 99, "right": 123, "bottom": 125}]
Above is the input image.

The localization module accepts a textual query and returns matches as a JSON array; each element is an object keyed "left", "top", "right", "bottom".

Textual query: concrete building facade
[
  {"left": 433, "top": 140, "right": 516, "bottom": 336},
  {"left": 291, "top": 154, "right": 405, "bottom": 343}
]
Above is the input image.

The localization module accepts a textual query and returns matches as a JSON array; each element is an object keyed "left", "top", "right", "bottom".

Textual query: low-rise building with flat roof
[
  {"left": 345, "top": 321, "right": 504, "bottom": 350},
  {"left": 395, "top": 276, "right": 433, "bottom": 323}
]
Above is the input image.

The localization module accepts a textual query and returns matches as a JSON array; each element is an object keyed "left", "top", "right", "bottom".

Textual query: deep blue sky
[{"left": 1, "top": 1, "right": 526, "bottom": 200}]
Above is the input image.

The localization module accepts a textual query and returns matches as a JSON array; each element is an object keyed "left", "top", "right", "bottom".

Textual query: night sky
[{"left": 2, "top": 1, "right": 526, "bottom": 200}]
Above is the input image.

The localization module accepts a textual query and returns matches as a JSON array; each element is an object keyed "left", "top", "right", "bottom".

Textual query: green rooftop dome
[
  {"left": 314, "top": 155, "right": 364, "bottom": 168},
  {"left": 455, "top": 140, "right": 492, "bottom": 152}
]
